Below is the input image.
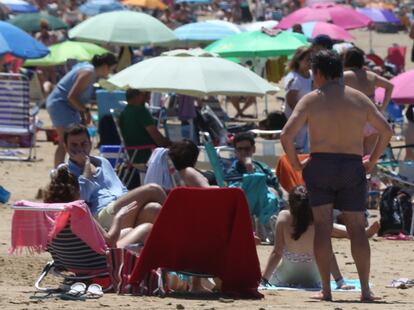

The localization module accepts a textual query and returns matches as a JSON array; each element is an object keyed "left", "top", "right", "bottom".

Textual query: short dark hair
[
  {"left": 343, "top": 47, "right": 365, "bottom": 69},
  {"left": 312, "top": 34, "right": 333, "bottom": 50},
  {"left": 63, "top": 123, "right": 90, "bottom": 144},
  {"left": 169, "top": 139, "right": 199, "bottom": 170},
  {"left": 233, "top": 132, "right": 255, "bottom": 147},
  {"left": 126, "top": 88, "right": 142, "bottom": 102},
  {"left": 91, "top": 52, "right": 117, "bottom": 67},
  {"left": 311, "top": 50, "right": 343, "bottom": 80}
]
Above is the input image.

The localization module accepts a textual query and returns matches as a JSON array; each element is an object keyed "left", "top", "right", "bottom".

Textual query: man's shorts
[
  {"left": 302, "top": 153, "right": 367, "bottom": 212},
  {"left": 95, "top": 201, "right": 117, "bottom": 231}
]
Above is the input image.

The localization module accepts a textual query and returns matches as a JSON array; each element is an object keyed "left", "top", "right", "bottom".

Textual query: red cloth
[
  {"left": 9, "top": 200, "right": 107, "bottom": 255},
  {"left": 275, "top": 154, "right": 309, "bottom": 192},
  {"left": 129, "top": 187, "right": 263, "bottom": 299}
]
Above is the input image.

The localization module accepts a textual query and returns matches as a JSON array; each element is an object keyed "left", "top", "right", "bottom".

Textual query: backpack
[{"left": 378, "top": 186, "right": 413, "bottom": 236}]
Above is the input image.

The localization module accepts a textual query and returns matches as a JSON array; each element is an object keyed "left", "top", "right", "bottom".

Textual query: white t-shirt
[{"left": 283, "top": 71, "right": 312, "bottom": 118}]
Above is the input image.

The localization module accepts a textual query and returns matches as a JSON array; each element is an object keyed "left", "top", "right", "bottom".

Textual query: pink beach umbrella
[
  {"left": 376, "top": 69, "right": 414, "bottom": 104},
  {"left": 290, "top": 21, "right": 354, "bottom": 41},
  {"left": 277, "top": 2, "right": 372, "bottom": 30}
]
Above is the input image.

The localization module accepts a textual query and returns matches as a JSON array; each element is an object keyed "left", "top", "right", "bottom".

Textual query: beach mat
[{"left": 259, "top": 279, "right": 370, "bottom": 292}]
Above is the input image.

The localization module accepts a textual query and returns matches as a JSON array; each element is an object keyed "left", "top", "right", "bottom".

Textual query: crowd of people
[{"left": 4, "top": 0, "right": 414, "bottom": 304}]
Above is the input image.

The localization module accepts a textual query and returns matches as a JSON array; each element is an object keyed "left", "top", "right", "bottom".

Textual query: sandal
[
  {"left": 86, "top": 284, "right": 104, "bottom": 298},
  {"left": 60, "top": 282, "right": 86, "bottom": 300}
]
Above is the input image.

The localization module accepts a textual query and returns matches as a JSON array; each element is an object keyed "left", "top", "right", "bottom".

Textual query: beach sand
[{"left": 1, "top": 29, "right": 414, "bottom": 309}]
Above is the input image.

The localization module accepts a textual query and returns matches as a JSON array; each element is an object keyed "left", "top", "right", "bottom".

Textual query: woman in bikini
[
  {"left": 262, "top": 186, "right": 351, "bottom": 289},
  {"left": 343, "top": 47, "right": 394, "bottom": 155}
]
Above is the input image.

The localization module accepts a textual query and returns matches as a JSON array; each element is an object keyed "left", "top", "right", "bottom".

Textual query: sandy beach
[{"left": 1, "top": 29, "right": 414, "bottom": 309}]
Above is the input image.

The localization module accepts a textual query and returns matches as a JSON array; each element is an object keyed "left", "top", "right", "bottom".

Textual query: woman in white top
[{"left": 283, "top": 46, "right": 313, "bottom": 152}]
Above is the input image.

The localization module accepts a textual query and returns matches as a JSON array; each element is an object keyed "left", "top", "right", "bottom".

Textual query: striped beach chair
[{"left": 0, "top": 73, "right": 37, "bottom": 161}]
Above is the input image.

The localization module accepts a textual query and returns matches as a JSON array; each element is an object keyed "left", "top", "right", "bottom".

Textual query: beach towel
[
  {"left": 231, "top": 172, "right": 279, "bottom": 224},
  {"left": 128, "top": 187, "right": 263, "bottom": 299},
  {"left": 259, "top": 279, "right": 370, "bottom": 292},
  {"left": 275, "top": 154, "right": 309, "bottom": 192},
  {"left": 144, "top": 147, "right": 174, "bottom": 190},
  {"left": 10, "top": 200, "right": 107, "bottom": 255}
]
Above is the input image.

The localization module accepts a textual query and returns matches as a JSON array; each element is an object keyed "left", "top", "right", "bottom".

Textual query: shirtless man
[{"left": 281, "top": 50, "right": 393, "bottom": 301}]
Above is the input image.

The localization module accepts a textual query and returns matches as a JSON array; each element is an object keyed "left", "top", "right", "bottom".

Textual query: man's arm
[
  {"left": 280, "top": 94, "right": 310, "bottom": 170},
  {"left": 374, "top": 74, "right": 394, "bottom": 112},
  {"left": 145, "top": 125, "right": 170, "bottom": 147},
  {"left": 365, "top": 96, "right": 393, "bottom": 171}
]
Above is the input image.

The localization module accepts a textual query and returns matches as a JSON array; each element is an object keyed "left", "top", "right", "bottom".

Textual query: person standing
[
  {"left": 283, "top": 46, "right": 313, "bottom": 152},
  {"left": 281, "top": 50, "right": 392, "bottom": 301},
  {"left": 46, "top": 53, "right": 117, "bottom": 167}
]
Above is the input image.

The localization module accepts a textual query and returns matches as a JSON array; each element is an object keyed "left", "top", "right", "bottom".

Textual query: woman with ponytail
[{"left": 46, "top": 53, "right": 117, "bottom": 167}]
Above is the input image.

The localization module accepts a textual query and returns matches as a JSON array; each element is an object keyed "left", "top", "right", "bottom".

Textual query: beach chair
[
  {"left": 110, "top": 108, "right": 156, "bottom": 187},
  {"left": 386, "top": 45, "right": 406, "bottom": 73},
  {"left": 10, "top": 201, "right": 116, "bottom": 293},
  {"left": 128, "top": 187, "right": 263, "bottom": 298},
  {"left": 0, "top": 73, "right": 38, "bottom": 161}
]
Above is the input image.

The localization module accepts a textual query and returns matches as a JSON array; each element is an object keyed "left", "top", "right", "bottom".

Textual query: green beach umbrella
[
  {"left": 68, "top": 10, "right": 177, "bottom": 46},
  {"left": 24, "top": 41, "right": 109, "bottom": 66},
  {"left": 104, "top": 48, "right": 279, "bottom": 97},
  {"left": 8, "top": 13, "right": 68, "bottom": 33},
  {"left": 205, "top": 30, "right": 309, "bottom": 58}
]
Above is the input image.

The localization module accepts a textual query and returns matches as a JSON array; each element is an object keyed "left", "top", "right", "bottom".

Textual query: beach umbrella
[
  {"left": 294, "top": 21, "right": 354, "bottom": 41},
  {"left": 356, "top": 8, "right": 400, "bottom": 24},
  {"left": 277, "top": 2, "right": 372, "bottom": 30},
  {"left": 0, "top": 21, "right": 49, "bottom": 59},
  {"left": 376, "top": 69, "right": 414, "bottom": 105},
  {"left": 241, "top": 20, "right": 279, "bottom": 32},
  {"left": 79, "top": 0, "right": 124, "bottom": 16},
  {"left": 0, "top": 0, "right": 37, "bottom": 13},
  {"left": 68, "top": 11, "right": 176, "bottom": 46},
  {"left": 105, "top": 49, "right": 279, "bottom": 97},
  {"left": 174, "top": 20, "right": 241, "bottom": 42},
  {"left": 205, "top": 30, "right": 308, "bottom": 58},
  {"left": 122, "top": 0, "right": 167, "bottom": 10},
  {"left": 8, "top": 13, "right": 68, "bottom": 33},
  {"left": 24, "top": 41, "right": 109, "bottom": 67}
]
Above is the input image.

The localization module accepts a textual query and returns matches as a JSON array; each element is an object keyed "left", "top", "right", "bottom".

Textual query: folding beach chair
[
  {"left": 386, "top": 45, "right": 406, "bottom": 73},
  {"left": 128, "top": 187, "right": 263, "bottom": 298},
  {"left": 10, "top": 201, "right": 114, "bottom": 293},
  {"left": 110, "top": 108, "right": 156, "bottom": 187},
  {"left": 0, "top": 73, "right": 38, "bottom": 161}
]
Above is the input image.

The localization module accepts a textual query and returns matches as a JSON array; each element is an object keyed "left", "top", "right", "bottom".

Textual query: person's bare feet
[
  {"left": 338, "top": 283, "right": 355, "bottom": 290},
  {"left": 361, "top": 291, "right": 381, "bottom": 302},
  {"left": 366, "top": 221, "right": 380, "bottom": 238},
  {"left": 310, "top": 291, "right": 332, "bottom": 301}
]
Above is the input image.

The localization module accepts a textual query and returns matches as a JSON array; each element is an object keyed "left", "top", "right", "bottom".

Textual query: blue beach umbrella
[
  {"left": 174, "top": 20, "right": 241, "bottom": 42},
  {"left": 80, "top": 0, "right": 124, "bottom": 16},
  {"left": 0, "top": 21, "right": 49, "bottom": 59},
  {"left": 356, "top": 8, "right": 400, "bottom": 24},
  {"left": 0, "top": 0, "right": 38, "bottom": 13}
]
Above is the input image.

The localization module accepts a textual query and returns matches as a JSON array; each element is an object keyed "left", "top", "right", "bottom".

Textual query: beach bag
[{"left": 378, "top": 186, "right": 413, "bottom": 236}]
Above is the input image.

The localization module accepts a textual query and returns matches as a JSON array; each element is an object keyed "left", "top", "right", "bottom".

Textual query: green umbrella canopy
[
  {"left": 8, "top": 13, "right": 68, "bottom": 33},
  {"left": 24, "top": 41, "right": 109, "bottom": 66},
  {"left": 205, "top": 30, "right": 309, "bottom": 58},
  {"left": 68, "top": 10, "right": 177, "bottom": 47},
  {"left": 104, "top": 48, "right": 279, "bottom": 97}
]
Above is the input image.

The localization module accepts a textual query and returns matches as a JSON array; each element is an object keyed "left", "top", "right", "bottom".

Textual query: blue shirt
[{"left": 68, "top": 156, "right": 128, "bottom": 215}]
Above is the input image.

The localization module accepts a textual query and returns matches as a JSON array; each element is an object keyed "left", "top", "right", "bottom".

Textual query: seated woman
[
  {"left": 262, "top": 186, "right": 352, "bottom": 289},
  {"left": 44, "top": 164, "right": 152, "bottom": 249},
  {"left": 168, "top": 139, "right": 210, "bottom": 188}
]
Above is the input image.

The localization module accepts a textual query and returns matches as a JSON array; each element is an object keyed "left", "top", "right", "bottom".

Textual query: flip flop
[
  {"left": 60, "top": 282, "right": 87, "bottom": 300},
  {"left": 86, "top": 284, "right": 104, "bottom": 298}
]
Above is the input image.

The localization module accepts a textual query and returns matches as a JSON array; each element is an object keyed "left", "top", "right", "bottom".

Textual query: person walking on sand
[{"left": 281, "top": 50, "right": 392, "bottom": 301}]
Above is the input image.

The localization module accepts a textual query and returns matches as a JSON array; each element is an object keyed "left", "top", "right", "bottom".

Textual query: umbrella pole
[{"left": 369, "top": 27, "right": 373, "bottom": 54}]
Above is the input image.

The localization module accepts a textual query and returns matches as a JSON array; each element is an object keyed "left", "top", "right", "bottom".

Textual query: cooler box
[
  {"left": 99, "top": 145, "right": 122, "bottom": 168},
  {"left": 96, "top": 90, "right": 126, "bottom": 120}
]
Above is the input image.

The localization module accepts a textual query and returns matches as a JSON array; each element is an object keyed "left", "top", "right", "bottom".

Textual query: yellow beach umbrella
[{"left": 122, "top": 0, "right": 167, "bottom": 10}]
